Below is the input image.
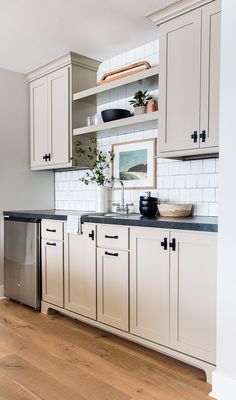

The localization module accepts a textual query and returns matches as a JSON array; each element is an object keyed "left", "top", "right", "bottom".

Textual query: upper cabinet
[
  {"left": 27, "top": 52, "right": 100, "bottom": 170},
  {"left": 148, "top": 0, "right": 221, "bottom": 159}
]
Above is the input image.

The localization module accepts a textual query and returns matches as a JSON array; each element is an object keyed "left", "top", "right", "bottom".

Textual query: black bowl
[
  {"left": 140, "top": 195, "right": 157, "bottom": 202},
  {"left": 101, "top": 109, "right": 131, "bottom": 122},
  {"left": 139, "top": 204, "right": 158, "bottom": 217}
]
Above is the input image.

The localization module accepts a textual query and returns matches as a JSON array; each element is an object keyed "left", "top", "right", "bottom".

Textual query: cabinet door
[
  {"left": 97, "top": 248, "right": 129, "bottom": 331},
  {"left": 130, "top": 228, "right": 170, "bottom": 345},
  {"left": 159, "top": 9, "right": 201, "bottom": 153},
  {"left": 200, "top": 0, "right": 221, "bottom": 148},
  {"left": 64, "top": 224, "right": 96, "bottom": 319},
  {"left": 170, "top": 231, "right": 217, "bottom": 364},
  {"left": 30, "top": 77, "right": 48, "bottom": 167},
  {"left": 48, "top": 66, "right": 70, "bottom": 166},
  {"left": 42, "top": 239, "right": 64, "bottom": 307}
]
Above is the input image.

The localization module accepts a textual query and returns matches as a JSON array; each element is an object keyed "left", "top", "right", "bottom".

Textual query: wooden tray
[
  {"left": 97, "top": 61, "right": 151, "bottom": 86},
  {"left": 158, "top": 203, "right": 193, "bottom": 217}
]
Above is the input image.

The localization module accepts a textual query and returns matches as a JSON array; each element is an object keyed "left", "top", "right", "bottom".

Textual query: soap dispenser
[{"left": 139, "top": 192, "right": 158, "bottom": 217}]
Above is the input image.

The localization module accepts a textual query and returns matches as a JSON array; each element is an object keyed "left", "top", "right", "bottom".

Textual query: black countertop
[{"left": 3, "top": 210, "right": 218, "bottom": 232}]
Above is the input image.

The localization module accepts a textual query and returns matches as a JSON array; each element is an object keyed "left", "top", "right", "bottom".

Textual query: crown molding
[
  {"left": 146, "top": 0, "right": 217, "bottom": 25},
  {"left": 27, "top": 52, "right": 100, "bottom": 82}
]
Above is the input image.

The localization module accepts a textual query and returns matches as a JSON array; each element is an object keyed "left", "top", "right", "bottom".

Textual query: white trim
[
  {"left": 0, "top": 285, "right": 5, "bottom": 299},
  {"left": 210, "top": 370, "right": 236, "bottom": 399},
  {"left": 146, "top": 0, "right": 217, "bottom": 26}
]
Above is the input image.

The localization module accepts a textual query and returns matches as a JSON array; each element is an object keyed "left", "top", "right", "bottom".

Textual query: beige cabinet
[
  {"left": 64, "top": 224, "right": 96, "bottom": 319},
  {"left": 130, "top": 227, "right": 216, "bottom": 363},
  {"left": 30, "top": 76, "right": 48, "bottom": 168},
  {"left": 159, "top": 0, "right": 221, "bottom": 158},
  {"left": 170, "top": 231, "right": 217, "bottom": 364},
  {"left": 41, "top": 239, "right": 64, "bottom": 308},
  {"left": 30, "top": 66, "right": 70, "bottom": 169},
  {"left": 28, "top": 52, "right": 100, "bottom": 170},
  {"left": 130, "top": 228, "right": 170, "bottom": 345},
  {"left": 97, "top": 248, "right": 129, "bottom": 331}
]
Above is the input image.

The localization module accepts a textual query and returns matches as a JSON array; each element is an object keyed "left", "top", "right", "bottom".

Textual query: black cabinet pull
[
  {"left": 43, "top": 154, "right": 48, "bottom": 161},
  {"left": 191, "top": 131, "right": 198, "bottom": 143},
  {"left": 48, "top": 153, "right": 51, "bottom": 161},
  {"left": 169, "top": 238, "right": 176, "bottom": 251},
  {"left": 46, "top": 242, "right": 56, "bottom": 246},
  {"left": 105, "top": 235, "right": 118, "bottom": 239},
  {"left": 46, "top": 229, "right": 56, "bottom": 233},
  {"left": 89, "top": 230, "right": 95, "bottom": 240},
  {"left": 200, "top": 130, "right": 206, "bottom": 143},
  {"left": 105, "top": 251, "right": 118, "bottom": 257},
  {"left": 161, "top": 237, "right": 168, "bottom": 250}
]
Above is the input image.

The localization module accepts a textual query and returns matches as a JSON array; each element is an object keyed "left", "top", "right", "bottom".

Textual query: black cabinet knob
[{"left": 191, "top": 131, "right": 198, "bottom": 143}]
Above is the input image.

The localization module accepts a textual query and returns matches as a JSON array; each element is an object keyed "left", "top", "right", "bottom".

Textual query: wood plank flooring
[{"left": 0, "top": 300, "right": 212, "bottom": 400}]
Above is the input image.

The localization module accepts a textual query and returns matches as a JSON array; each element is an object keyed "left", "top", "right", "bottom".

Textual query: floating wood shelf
[
  {"left": 73, "top": 111, "right": 159, "bottom": 136},
  {"left": 73, "top": 66, "right": 159, "bottom": 103}
]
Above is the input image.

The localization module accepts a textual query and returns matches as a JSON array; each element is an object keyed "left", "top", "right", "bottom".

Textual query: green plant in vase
[
  {"left": 72, "top": 137, "right": 115, "bottom": 212},
  {"left": 129, "top": 90, "right": 153, "bottom": 115}
]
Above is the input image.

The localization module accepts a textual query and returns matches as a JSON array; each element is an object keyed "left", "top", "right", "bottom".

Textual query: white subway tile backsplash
[
  {"left": 197, "top": 174, "right": 210, "bottom": 188},
  {"left": 203, "top": 188, "right": 216, "bottom": 202},
  {"left": 54, "top": 40, "right": 219, "bottom": 217},
  {"left": 203, "top": 158, "right": 216, "bottom": 173}
]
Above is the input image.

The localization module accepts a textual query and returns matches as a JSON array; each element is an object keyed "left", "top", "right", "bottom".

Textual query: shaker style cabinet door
[
  {"left": 30, "top": 76, "right": 48, "bottom": 168},
  {"left": 64, "top": 224, "right": 96, "bottom": 319},
  {"left": 47, "top": 66, "right": 70, "bottom": 167},
  {"left": 130, "top": 228, "right": 170, "bottom": 346},
  {"left": 200, "top": 0, "right": 221, "bottom": 149},
  {"left": 42, "top": 239, "right": 64, "bottom": 307},
  {"left": 97, "top": 248, "right": 129, "bottom": 331},
  {"left": 159, "top": 9, "right": 202, "bottom": 154},
  {"left": 170, "top": 231, "right": 217, "bottom": 364}
]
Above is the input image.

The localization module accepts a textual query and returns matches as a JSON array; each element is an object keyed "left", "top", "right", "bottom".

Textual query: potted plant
[
  {"left": 129, "top": 90, "right": 153, "bottom": 115},
  {"left": 73, "top": 137, "right": 115, "bottom": 212}
]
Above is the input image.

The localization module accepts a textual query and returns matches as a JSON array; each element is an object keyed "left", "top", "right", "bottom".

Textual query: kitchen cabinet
[
  {"left": 41, "top": 220, "right": 64, "bottom": 307},
  {"left": 170, "top": 230, "right": 217, "bottom": 364},
  {"left": 157, "top": 0, "right": 221, "bottom": 158},
  {"left": 97, "top": 248, "right": 129, "bottom": 331},
  {"left": 130, "top": 227, "right": 216, "bottom": 364},
  {"left": 28, "top": 52, "right": 100, "bottom": 170},
  {"left": 64, "top": 224, "right": 96, "bottom": 319},
  {"left": 130, "top": 228, "right": 170, "bottom": 345}
]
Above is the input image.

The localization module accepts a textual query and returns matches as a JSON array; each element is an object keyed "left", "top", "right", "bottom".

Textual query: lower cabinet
[
  {"left": 41, "top": 239, "right": 64, "bottom": 307},
  {"left": 130, "top": 228, "right": 170, "bottom": 345},
  {"left": 97, "top": 248, "right": 129, "bottom": 331},
  {"left": 130, "top": 227, "right": 217, "bottom": 364},
  {"left": 64, "top": 224, "right": 96, "bottom": 319},
  {"left": 170, "top": 230, "right": 217, "bottom": 364}
]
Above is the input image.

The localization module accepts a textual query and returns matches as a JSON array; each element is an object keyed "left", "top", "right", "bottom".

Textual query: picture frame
[{"left": 112, "top": 138, "right": 157, "bottom": 189}]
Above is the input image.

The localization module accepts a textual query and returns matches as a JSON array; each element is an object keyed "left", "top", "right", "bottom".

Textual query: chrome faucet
[{"left": 112, "top": 178, "right": 134, "bottom": 214}]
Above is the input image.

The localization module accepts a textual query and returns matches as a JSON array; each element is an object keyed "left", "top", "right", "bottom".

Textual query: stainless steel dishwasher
[{"left": 4, "top": 216, "right": 41, "bottom": 310}]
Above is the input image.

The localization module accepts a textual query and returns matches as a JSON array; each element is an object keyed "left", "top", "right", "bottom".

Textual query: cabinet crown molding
[
  {"left": 27, "top": 51, "right": 100, "bottom": 82},
  {"left": 146, "top": 0, "right": 219, "bottom": 25}
]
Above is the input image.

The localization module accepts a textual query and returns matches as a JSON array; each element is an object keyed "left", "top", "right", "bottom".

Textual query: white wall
[
  {"left": 0, "top": 68, "right": 54, "bottom": 290},
  {"left": 211, "top": 0, "right": 236, "bottom": 399},
  {"left": 55, "top": 40, "right": 219, "bottom": 216}
]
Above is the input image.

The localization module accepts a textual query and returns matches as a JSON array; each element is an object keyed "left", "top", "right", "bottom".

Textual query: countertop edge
[{"left": 3, "top": 211, "right": 218, "bottom": 233}]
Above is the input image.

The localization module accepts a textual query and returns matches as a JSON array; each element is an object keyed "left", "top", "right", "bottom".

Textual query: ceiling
[{"left": 0, "top": 0, "right": 169, "bottom": 74}]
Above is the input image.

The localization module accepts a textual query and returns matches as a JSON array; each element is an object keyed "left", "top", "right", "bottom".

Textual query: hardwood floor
[{"left": 0, "top": 299, "right": 212, "bottom": 400}]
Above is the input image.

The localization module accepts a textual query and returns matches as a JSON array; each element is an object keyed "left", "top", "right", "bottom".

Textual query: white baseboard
[
  {"left": 0, "top": 285, "right": 5, "bottom": 299},
  {"left": 210, "top": 369, "right": 236, "bottom": 400}
]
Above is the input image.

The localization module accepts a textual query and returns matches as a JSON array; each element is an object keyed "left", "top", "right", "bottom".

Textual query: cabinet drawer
[
  {"left": 97, "top": 225, "right": 129, "bottom": 250},
  {"left": 41, "top": 220, "right": 64, "bottom": 241}
]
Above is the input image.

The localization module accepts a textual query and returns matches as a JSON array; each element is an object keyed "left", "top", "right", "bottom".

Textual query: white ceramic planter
[
  {"left": 96, "top": 186, "right": 108, "bottom": 212},
  {"left": 134, "top": 106, "right": 146, "bottom": 115}
]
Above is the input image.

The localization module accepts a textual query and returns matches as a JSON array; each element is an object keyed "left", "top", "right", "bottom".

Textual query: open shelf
[
  {"left": 73, "top": 111, "right": 159, "bottom": 136},
  {"left": 73, "top": 66, "right": 159, "bottom": 103}
]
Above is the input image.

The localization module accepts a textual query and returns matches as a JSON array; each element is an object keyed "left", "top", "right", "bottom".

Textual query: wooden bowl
[{"left": 158, "top": 203, "right": 193, "bottom": 217}]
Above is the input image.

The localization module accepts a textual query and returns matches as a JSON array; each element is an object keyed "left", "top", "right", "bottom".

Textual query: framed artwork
[{"left": 112, "top": 138, "right": 157, "bottom": 189}]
